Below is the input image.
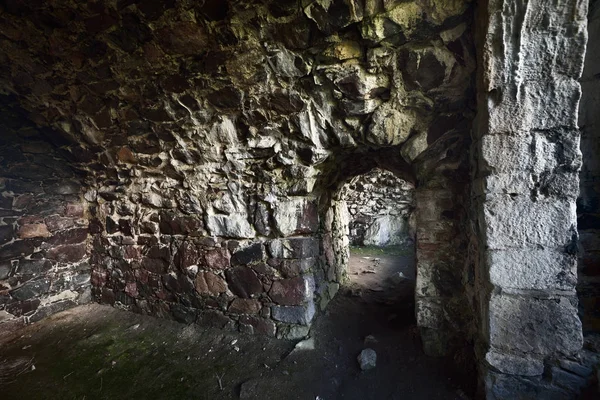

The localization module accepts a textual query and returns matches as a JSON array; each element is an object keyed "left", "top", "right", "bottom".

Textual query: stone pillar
[
  {"left": 474, "top": 0, "right": 588, "bottom": 398},
  {"left": 578, "top": 0, "right": 600, "bottom": 333},
  {"left": 415, "top": 186, "right": 464, "bottom": 356}
]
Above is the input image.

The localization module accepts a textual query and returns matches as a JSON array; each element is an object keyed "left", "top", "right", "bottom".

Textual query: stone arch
[{"left": 311, "top": 131, "right": 473, "bottom": 357}]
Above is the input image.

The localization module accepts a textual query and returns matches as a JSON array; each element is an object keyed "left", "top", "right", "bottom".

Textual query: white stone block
[
  {"left": 206, "top": 214, "right": 256, "bottom": 239},
  {"left": 487, "top": 248, "right": 576, "bottom": 291},
  {"left": 482, "top": 196, "right": 575, "bottom": 249},
  {"left": 488, "top": 294, "right": 582, "bottom": 356}
]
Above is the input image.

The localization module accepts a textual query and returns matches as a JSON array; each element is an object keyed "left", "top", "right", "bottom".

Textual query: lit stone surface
[
  {"left": 488, "top": 294, "right": 583, "bottom": 356},
  {"left": 476, "top": 0, "right": 588, "bottom": 397},
  {"left": 0, "top": 0, "right": 592, "bottom": 397},
  {"left": 341, "top": 169, "right": 414, "bottom": 247}
]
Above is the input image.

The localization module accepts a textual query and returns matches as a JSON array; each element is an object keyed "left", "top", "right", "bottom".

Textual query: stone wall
[
  {"left": 0, "top": 97, "right": 91, "bottom": 333},
  {"left": 341, "top": 168, "right": 414, "bottom": 247},
  {"left": 474, "top": 0, "right": 588, "bottom": 398},
  {"left": 579, "top": 0, "right": 600, "bottom": 334},
  {"left": 0, "top": 0, "right": 477, "bottom": 344}
]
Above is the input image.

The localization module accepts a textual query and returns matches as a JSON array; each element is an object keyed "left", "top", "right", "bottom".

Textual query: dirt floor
[
  {"left": 346, "top": 245, "right": 416, "bottom": 306},
  {"left": 0, "top": 246, "right": 473, "bottom": 400}
]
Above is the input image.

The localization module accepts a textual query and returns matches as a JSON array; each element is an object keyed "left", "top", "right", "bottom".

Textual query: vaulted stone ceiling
[{"left": 0, "top": 0, "right": 475, "bottom": 192}]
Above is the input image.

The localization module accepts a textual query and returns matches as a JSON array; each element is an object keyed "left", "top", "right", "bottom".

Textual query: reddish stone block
[
  {"left": 228, "top": 298, "right": 261, "bottom": 314},
  {"left": 273, "top": 199, "right": 319, "bottom": 236},
  {"left": 135, "top": 269, "right": 150, "bottom": 284},
  {"left": 159, "top": 213, "right": 202, "bottom": 235},
  {"left": 322, "top": 234, "right": 335, "bottom": 266},
  {"left": 123, "top": 245, "right": 142, "bottom": 260},
  {"left": 12, "top": 194, "right": 34, "bottom": 210},
  {"left": 231, "top": 243, "right": 265, "bottom": 266},
  {"left": 269, "top": 276, "right": 306, "bottom": 306},
  {"left": 65, "top": 202, "right": 84, "bottom": 217},
  {"left": 125, "top": 282, "right": 139, "bottom": 298},
  {"left": 46, "top": 243, "right": 87, "bottom": 263},
  {"left": 84, "top": 13, "right": 117, "bottom": 34},
  {"left": 205, "top": 297, "right": 223, "bottom": 309},
  {"left": 204, "top": 247, "right": 230, "bottom": 269},
  {"left": 123, "top": 236, "right": 138, "bottom": 247},
  {"left": 225, "top": 266, "right": 263, "bottom": 298},
  {"left": 44, "top": 216, "right": 77, "bottom": 232},
  {"left": 275, "top": 259, "right": 312, "bottom": 278},
  {"left": 137, "top": 235, "right": 158, "bottom": 247},
  {"left": 251, "top": 262, "right": 277, "bottom": 277},
  {"left": 298, "top": 200, "right": 318, "bottom": 234},
  {"left": 156, "top": 289, "right": 174, "bottom": 301},
  {"left": 91, "top": 270, "right": 108, "bottom": 287},
  {"left": 142, "top": 42, "right": 163, "bottom": 63},
  {"left": 47, "top": 228, "right": 88, "bottom": 245},
  {"left": 416, "top": 242, "right": 439, "bottom": 251},
  {"left": 267, "top": 238, "right": 320, "bottom": 259},
  {"left": 162, "top": 74, "right": 190, "bottom": 93},
  {"left": 416, "top": 242, "right": 443, "bottom": 260},
  {"left": 146, "top": 245, "right": 171, "bottom": 260},
  {"left": 195, "top": 272, "right": 227, "bottom": 295},
  {"left": 89, "top": 218, "right": 103, "bottom": 235},
  {"left": 140, "top": 221, "right": 158, "bottom": 234},
  {"left": 116, "top": 146, "right": 136, "bottom": 164},
  {"left": 148, "top": 273, "right": 161, "bottom": 288},
  {"left": 176, "top": 241, "right": 200, "bottom": 269},
  {"left": 141, "top": 257, "right": 169, "bottom": 274}
]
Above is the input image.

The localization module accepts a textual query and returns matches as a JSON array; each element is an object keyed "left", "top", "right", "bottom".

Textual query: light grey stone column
[{"left": 474, "top": 0, "right": 588, "bottom": 398}]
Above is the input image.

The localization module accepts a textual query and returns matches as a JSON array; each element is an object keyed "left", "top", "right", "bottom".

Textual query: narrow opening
[
  {"left": 313, "top": 162, "right": 470, "bottom": 397},
  {"left": 340, "top": 168, "right": 416, "bottom": 312}
]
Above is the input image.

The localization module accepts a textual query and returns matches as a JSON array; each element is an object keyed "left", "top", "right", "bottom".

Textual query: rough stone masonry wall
[
  {"left": 0, "top": 97, "right": 91, "bottom": 334},
  {"left": 474, "top": 0, "right": 588, "bottom": 398},
  {"left": 340, "top": 168, "right": 414, "bottom": 247},
  {"left": 0, "top": 0, "right": 475, "bottom": 346},
  {"left": 578, "top": 0, "right": 600, "bottom": 334}
]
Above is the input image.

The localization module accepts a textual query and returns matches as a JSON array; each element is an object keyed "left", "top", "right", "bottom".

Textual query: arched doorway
[
  {"left": 310, "top": 141, "right": 475, "bottom": 391},
  {"left": 341, "top": 168, "right": 416, "bottom": 310}
]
